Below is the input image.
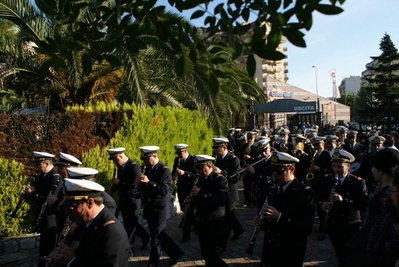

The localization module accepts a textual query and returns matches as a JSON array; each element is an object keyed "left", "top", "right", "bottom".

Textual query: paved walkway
[{"left": 129, "top": 181, "right": 338, "bottom": 267}]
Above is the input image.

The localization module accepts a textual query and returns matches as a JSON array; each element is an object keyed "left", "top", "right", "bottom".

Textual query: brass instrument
[
  {"left": 319, "top": 175, "right": 339, "bottom": 239},
  {"left": 245, "top": 180, "right": 275, "bottom": 256},
  {"left": 305, "top": 150, "right": 318, "bottom": 185},
  {"left": 11, "top": 175, "right": 36, "bottom": 218},
  {"left": 294, "top": 142, "right": 305, "bottom": 157}
]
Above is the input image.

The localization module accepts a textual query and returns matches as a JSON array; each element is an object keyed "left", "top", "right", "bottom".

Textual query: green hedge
[
  {"left": 82, "top": 104, "right": 215, "bottom": 190},
  {"left": 0, "top": 159, "right": 34, "bottom": 236},
  {"left": 1, "top": 103, "right": 215, "bottom": 236}
]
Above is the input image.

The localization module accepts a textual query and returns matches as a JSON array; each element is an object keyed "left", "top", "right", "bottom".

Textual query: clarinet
[
  {"left": 178, "top": 177, "right": 199, "bottom": 229},
  {"left": 132, "top": 165, "right": 146, "bottom": 194},
  {"left": 11, "top": 175, "right": 37, "bottom": 218},
  {"left": 33, "top": 175, "right": 62, "bottom": 233},
  {"left": 245, "top": 180, "right": 276, "bottom": 256},
  {"left": 319, "top": 174, "right": 339, "bottom": 239},
  {"left": 110, "top": 166, "right": 118, "bottom": 194}
]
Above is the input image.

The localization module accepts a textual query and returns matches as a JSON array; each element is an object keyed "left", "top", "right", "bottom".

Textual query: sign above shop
[
  {"left": 253, "top": 99, "right": 317, "bottom": 114},
  {"left": 269, "top": 90, "right": 294, "bottom": 98}
]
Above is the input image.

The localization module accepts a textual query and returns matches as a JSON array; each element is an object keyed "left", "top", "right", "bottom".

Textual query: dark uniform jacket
[
  {"left": 246, "top": 156, "right": 272, "bottom": 211},
  {"left": 140, "top": 161, "right": 171, "bottom": 221},
  {"left": 342, "top": 142, "right": 365, "bottom": 162},
  {"left": 319, "top": 173, "right": 369, "bottom": 227},
  {"left": 260, "top": 179, "right": 315, "bottom": 267},
  {"left": 172, "top": 155, "right": 196, "bottom": 204},
  {"left": 70, "top": 206, "right": 130, "bottom": 267},
  {"left": 215, "top": 152, "right": 241, "bottom": 209},
  {"left": 193, "top": 171, "right": 228, "bottom": 223},
  {"left": 115, "top": 158, "right": 142, "bottom": 205},
  {"left": 26, "top": 167, "right": 63, "bottom": 230},
  {"left": 352, "top": 150, "right": 376, "bottom": 192}
]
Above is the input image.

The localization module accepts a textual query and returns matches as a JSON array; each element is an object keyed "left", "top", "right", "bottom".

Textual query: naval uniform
[
  {"left": 215, "top": 152, "right": 244, "bottom": 249},
  {"left": 259, "top": 179, "right": 315, "bottom": 267},
  {"left": 25, "top": 167, "right": 63, "bottom": 267},
  {"left": 114, "top": 158, "right": 150, "bottom": 246},
  {"left": 140, "top": 161, "right": 183, "bottom": 267},
  {"left": 319, "top": 173, "right": 368, "bottom": 266},
  {"left": 172, "top": 155, "right": 196, "bottom": 240},
  {"left": 193, "top": 171, "right": 229, "bottom": 266},
  {"left": 68, "top": 205, "right": 130, "bottom": 267}
]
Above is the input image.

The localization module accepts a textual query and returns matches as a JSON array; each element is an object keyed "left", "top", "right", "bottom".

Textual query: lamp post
[{"left": 312, "top": 66, "right": 319, "bottom": 96}]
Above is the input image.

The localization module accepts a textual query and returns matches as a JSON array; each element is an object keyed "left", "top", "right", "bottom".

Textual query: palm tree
[{"left": 0, "top": 0, "right": 267, "bottom": 133}]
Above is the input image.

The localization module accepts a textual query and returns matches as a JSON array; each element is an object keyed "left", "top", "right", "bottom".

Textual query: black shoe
[
  {"left": 180, "top": 237, "right": 190, "bottom": 243},
  {"left": 215, "top": 246, "right": 225, "bottom": 255},
  {"left": 168, "top": 251, "right": 184, "bottom": 266}
]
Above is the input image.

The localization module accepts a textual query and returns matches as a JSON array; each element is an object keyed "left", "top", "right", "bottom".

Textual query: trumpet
[
  {"left": 319, "top": 174, "right": 339, "bottom": 239},
  {"left": 246, "top": 180, "right": 275, "bottom": 256}
]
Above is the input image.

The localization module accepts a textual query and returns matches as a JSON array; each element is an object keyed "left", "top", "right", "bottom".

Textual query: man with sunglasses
[
  {"left": 53, "top": 178, "right": 130, "bottom": 266},
  {"left": 254, "top": 151, "right": 315, "bottom": 267},
  {"left": 171, "top": 143, "right": 196, "bottom": 243}
]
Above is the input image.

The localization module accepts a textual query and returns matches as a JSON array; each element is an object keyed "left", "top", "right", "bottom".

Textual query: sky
[{"left": 157, "top": 0, "right": 399, "bottom": 98}]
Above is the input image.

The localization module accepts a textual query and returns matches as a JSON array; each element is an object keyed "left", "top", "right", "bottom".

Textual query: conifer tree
[{"left": 363, "top": 33, "right": 399, "bottom": 131}]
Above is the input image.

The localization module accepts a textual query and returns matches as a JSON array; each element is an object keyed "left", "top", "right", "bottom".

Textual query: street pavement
[{"left": 129, "top": 180, "right": 339, "bottom": 267}]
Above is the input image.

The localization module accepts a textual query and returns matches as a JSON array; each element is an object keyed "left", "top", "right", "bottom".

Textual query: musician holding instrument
[
  {"left": 246, "top": 138, "right": 273, "bottom": 211},
  {"left": 189, "top": 154, "right": 229, "bottom": 267},
  {"left": 319, "top": 148, "right": 368, "bottom": 267},
  {"left": 253, "top": 151, "right": 315, "bottom": 267},
  {"left": 24, "top": 151, "right": 63, "bottom": 267},
  {"left": 213, "top": 137, "right": 244, "bottom": 252},
  {"left": 307, "top": 136, "right": 333, "bottom": 236},
  {"left": 53, "top": 178, "right": 130, "bottom": 267},
  {"left": 107, "top": 147, "right": 150, "bottom": 251},
  {"left": 171, "top": 143, "right": 196, "bottom": 243},
  {"left": 138, "top": 146, "right": 184, "bottom": 266}
]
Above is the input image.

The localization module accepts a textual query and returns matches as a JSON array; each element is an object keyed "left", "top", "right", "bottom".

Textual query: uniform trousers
[
  {"left": 147, "top": 217, "right": 183, "bottom": 267},
  {"left": 328, "top": 223, "right": 360, "bottom": 267},
  {"left": 121, "top": 198, "right": 150, "bottom": 244},
  {"left": 220, "top": 204, "right": 244, "bottom": 249},
  {"left": 196, "top": 218, "right": 228, "bottom": 267},
  {"left": 38, "top": 227, "right": 58, "bottom": 267}
]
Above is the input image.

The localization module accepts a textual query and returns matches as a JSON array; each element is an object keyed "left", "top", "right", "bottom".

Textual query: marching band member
[
  {"left": 254, "top": 151, "right": 315, "bottom": 267},
  {"left": 319, "top": 148, "right": 368, "bottom": 266}
]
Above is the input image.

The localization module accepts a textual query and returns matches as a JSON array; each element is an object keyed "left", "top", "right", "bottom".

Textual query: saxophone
[{"left": 305, "top": 150, "right": 318, "bottom": 185}]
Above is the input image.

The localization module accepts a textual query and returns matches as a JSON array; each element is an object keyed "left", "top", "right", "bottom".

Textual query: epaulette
[
  {"left": 163, "top": 166, "right": 168, "bottom": 169},
  {"left": 103, "top": 220, "right": 115, "bottom": 227},
  {"left": 325, "top": 174, "right": 330, "bottom": 177},
  {"left": 232, "top": 155, "right": 237, "bottom": 158},
  {"left": 305, "top": 186, "right": 311, "bottom": 190},
  {"left": 217, "top": 174, "right": 223, "bottom": 178},
  {"left": 130, "top": 162, "right": 137, "bottom": 165},
  {"left": 356, "top": 176, "right": 363, "bottom": 181}
]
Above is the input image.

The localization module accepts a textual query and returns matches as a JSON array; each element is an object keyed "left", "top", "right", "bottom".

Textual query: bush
[{"left": 0, "top": 103, "right": 215, "bottom": 236}]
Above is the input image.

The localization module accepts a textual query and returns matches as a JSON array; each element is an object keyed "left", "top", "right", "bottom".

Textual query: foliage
[
  {"left": 2, "top": 0, "right": 346, "bottom": 78},
  {"left": 362, "top": 33, "right": 399, "bottom": 131},
  {"left": 0, "top": 158, "right": 33, "bottom": 236},
  {"left": 0, "top": 104, "right": 215, "bottom": 236}
]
